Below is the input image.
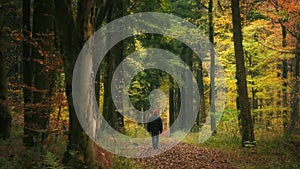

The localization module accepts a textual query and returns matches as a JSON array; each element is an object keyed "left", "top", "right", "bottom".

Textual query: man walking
[{"left": 147, "top": 110, "right": 163, "bottom": 149}]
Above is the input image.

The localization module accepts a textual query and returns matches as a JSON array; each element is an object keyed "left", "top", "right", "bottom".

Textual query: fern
[{"left": 44, "top": 151, "right": 65, "bottom": 169}]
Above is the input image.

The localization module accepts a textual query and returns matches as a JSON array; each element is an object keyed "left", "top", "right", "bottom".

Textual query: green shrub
[
  {"left": 125, "top": 123, "right": 150, "bottom": 138},
  {"left": 112, "top": 156, "right": 139, "bottom": 169},
  {"left": 44, "top": 151, "right": 65, "bottom": 169}
]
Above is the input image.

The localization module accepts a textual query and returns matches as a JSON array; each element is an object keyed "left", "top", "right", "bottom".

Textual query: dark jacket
[{"left": 147, "top": 115, "right": 163, "bottom": 136}]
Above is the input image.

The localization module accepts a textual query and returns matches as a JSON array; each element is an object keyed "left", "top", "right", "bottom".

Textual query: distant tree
[
  {"left": 258, "top": 0, "right": 300, "bottom": 133},
  {"left": 195, "top": 56, "right": 206, "bottom": 128},
  {"left": 169, "top": 77, "right": 175, "bottom": 133},
  {"left": 231, "top": 0, "right": 255, "bottom": 147}
]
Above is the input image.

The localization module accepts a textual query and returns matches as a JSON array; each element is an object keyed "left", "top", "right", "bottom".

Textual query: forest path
[{"left": 134, "top": 142, "right": 237, "bottom": 169}]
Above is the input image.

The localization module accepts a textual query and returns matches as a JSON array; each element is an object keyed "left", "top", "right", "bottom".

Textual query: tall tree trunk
[
  {"left": 22, "top": 0, "right": 35, "bottom": 146},
  {"left": 23, "top": 0, "right": 54, "bottom": 147},
  {"left": 54, "top": 0, "right": 110, "bottom": 167},
  {"left": 0, "top": 51, "right": 11, "bottom": 139},
  {"left": 291, "top": 33, "right": 300, "bottom": 133},
  {"left": 196, "top": 57, "right": 206, "bottom": 128},
  {"left": 105, "top": 0, "right": 125, "bottom": 133},
  {"left": 208, "top": 0, "right": 216, "bottom": 135},
  {"left": 169, "top": 77, "right": 175, "bottom": 134},
  {"left": 231, "top": 0, "right": 255, "bottom": 147},
  {"left": 281, "top": 25, "right": 289, "bottom": 132},
  {"left": 181, "top": 46, "right": 193, "bottom": 130},
  {"left": 54, "top": 0, "right": 99, "bottom": 167},
  {"left": 0, "top": 0, "right": 12, "bottom": 140}
]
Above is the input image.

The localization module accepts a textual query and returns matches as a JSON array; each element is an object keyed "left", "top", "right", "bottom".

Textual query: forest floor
[
  {"left": 96, "top": 136, "right": 299, "bottom": 169},
  {"left": 1, "top": 113, "right": 299, "bottom": 169},
  {"left": 134, "top": 142, "right": 236, "bottom": 169},
  {"left": 1, "top": 132, "right": 299, "bottom": 169}
]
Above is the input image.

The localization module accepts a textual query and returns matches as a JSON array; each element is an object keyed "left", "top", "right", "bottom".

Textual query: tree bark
[
  {"left": 54, "top": 0, "right": 99, "bottom": 167},
  {"left": 0, "top": 0, "right": 12, "bottom": 140},
  {"left": 169, "top": 77, "right": 175, "bottom": 133},
  {"left": 209, "top": 0, "right": 216, "bottom": 135},
  {"left": 281, "top": 25, "right": 289, "bottom": 132},
  {"left": 291, "top": 33, "right": 300, "bottom": 133},
  {"left": 23, "top": 0, "right": 54, "bottom": 147},
  {"left": 196, "top": 57, "right": 206, "bottom": 128},
  {"left": 0, "top": 51, "right": 11, "bottom": 139},
  {"left": 54, "top": 0, "right": 110, "bottom": 167},
  {"left": 105, "top": 0, "right": 125, "bottom": 133},
  {"left": 22, "top": 0, "right": 35, "bottom": 146},
  {"left": 231, "top": 0, "right": 255, "bottom": 147}
]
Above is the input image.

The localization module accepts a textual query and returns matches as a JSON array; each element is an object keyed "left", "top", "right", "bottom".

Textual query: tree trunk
[
  {"left": 196, "top": 57, "right": 206, "bottom": 128},
  {"left": 231, "top": 0, "right": 255, "bottom": 147},
  {"left": 105, "top": 0, "right": 125, "bottom": 133},
  {"left": 23, "top": 0, "right": 54, "bottom": 147},
  {"left": 53, "top": 0, "right": 101, "bottom": 167},
  {"left": 0, "top": 0, "right": 12, "bottom": 140},
  {"left": 0, "top": 51, "right": 11, "bottom": 139},
  {"left": 209, "top": 0, "right": 216, "bottom": 135},
  {"left": 22, "top": 0, "right": 35, "bottom": 146},
  {"left": 181, "top": 46, "right": 193, "bottom": 130},
  {"left": 169, "top": 77, "right": 175, "bottom": 133},
  {"left": 291, "top": 33, "right": 300, "bottom": 133},
  {"left": 54, "top": 0, "right": 110, "bottom": 167},
  {"left": 281, "top": 25, "right": 289, "bottom": 132}
]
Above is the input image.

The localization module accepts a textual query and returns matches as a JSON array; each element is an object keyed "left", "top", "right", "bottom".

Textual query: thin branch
[
  {"left": 196, "top": 0, "right": 208, "bottom": 10},
  {"left": 217, "top": 0, "right": 224, "bottom": 12},
  {"left": 278, "top": 21, "right": 298, "bottom": 39},
  {"left": 6, "top": 59, "right": 26, "bottom": 77},
  {"left": 113, "top": 0, "right": 138, "bottom": 18}
]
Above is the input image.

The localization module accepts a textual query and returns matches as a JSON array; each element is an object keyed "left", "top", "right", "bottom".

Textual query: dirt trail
[{"left": 134, "top": 143, "right": 237, "bottom": 169}]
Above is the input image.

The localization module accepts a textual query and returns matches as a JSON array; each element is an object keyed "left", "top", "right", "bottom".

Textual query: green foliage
[
  {"left": 256, "top": 136, "right": 295, "bottom": 156},
  {"left": 129, "top": 69, "right": 163, "bottom": 111},
  {"left": 0, "top": 147, "right": 43, "bottom": 169},
  {"left": 0, "top": 156, "right": 10, "bottom": 169},
  {"left": 62, "top": 150, "right": 87, "bottom": 169},
  {"left": 0, "top": 148, "right": 66, "bottom": 169},
  {"left": 202, "top": 133, "right": 242, "bottom": 150},
  {"left": 246, "top": 8, "right": 268, "bottom": 21},
  {"left": 181, "top": 132, "right": 200, "bottom": 144},
  {"left": 112, "top": 156, "right": 138, "bottom": 169},
  {"left": 44, "top": 151, "right": 65, "bottom": 169},
  {"left": 125, "top": 122, "right": 150, "bottom": 138}
]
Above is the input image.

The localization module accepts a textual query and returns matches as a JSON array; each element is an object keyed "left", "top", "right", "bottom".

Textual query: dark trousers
[{"left": 152, "top": 135, "right": 159, "bottom": 149}]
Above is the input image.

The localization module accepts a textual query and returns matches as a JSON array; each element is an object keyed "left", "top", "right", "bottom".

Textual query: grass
[{"left": 181, "top": 131, "right": 299, "bottom": 169}]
